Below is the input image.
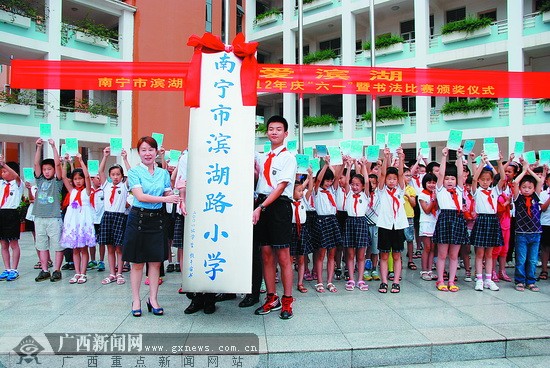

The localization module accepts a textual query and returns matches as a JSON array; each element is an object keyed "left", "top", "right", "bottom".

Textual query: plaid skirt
[
  {"left": 98, "top": 211, "right": 127, "bottom": 247},
  {"left": 305, "top": 211, "right": 318, "bottom": 248},
  {"left": 433, "top": 209, "right": 469, "bottom": 246},
  {"left": 312, "top": 214, "right": 342, "bottom": 249},
  {"left": 470, "top": 213, "right": 504, "bottom": 248},
  {"left": 290, "top": 223, "right": 313, "bottom": 256},
  {"left": 172, "top": 214, "right": 185, "bottom": 249},
  {"left": 343, "top": 216, "right": 370, "bottom": 248}
]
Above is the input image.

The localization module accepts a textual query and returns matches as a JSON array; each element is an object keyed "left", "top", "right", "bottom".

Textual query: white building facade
[{"left": 247, "top": 0, "right": 550, "bottom": 160}]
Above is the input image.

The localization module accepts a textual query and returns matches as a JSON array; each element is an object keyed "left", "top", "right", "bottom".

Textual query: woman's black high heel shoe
[
  {"left": 146, "top": 298, "right": 164, "bottom": 316},
  {"left": 131, "top": 302, "right": 142, "bottom": 317}
]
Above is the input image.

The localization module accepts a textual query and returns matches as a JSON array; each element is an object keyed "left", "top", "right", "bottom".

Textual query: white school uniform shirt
[
  {"left": 101, "top": 181, "right": 129, "bottom": 213},
  {"left": 90, "top": 186, "right": 105, "bottom": 224},
  {"left": 418, "top": 189, "right": 437, "bottom": 225},
  {"left": 335, "top": 186, "right": 347, "bottom": 211},
  {"left": 345, "top": 191, "right": 368, "bottom": 217},
  {"left": 255, "top": 145, "right": 297, "bottom": 199},
  {"left": 175, "top": 151, "right": 188, "bottom": 183},
  {"left": 376, "top": 185, "right": 408, "bottom": 230},
  {"left": 410, "top": 173, "right": 424, "bottom": 193},
  {"left": 473, "top": 186, "right": 501, "bottom": 215},
  {"left": 314, "top": 186, "right": 337, "bottom": 216},
  {"left": 25, "top": 185, "right": 37, "bottom": 221},
  {"left": 435, "top": 185, "right": 463, "bottom": 210},
  {"left": 303, "top": 189, "right": 316, "bottom": 211},
  {"left": 365, "top": 191, "right": 379, "bottom": 224},
  {"left": 539, "top": 188, "right": 550, "bottom": 226},
  {"left": 0, "top": 179, "right": 24, "bottom": 209},
  {"left": 291, "top": 198, "right": 307, "bottom": 224}
]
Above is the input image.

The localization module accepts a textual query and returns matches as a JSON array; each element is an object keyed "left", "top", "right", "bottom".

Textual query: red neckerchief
[
  {"left": 321, "top": 189, "right": 337, "bottom": 207},
  {"left": 525, "top": 195, "right": 533, "bottom": 217},
  {"left": 353, "top": 193, "right": 361, "bottom": 216},
  {"left": 387, "top": 187, "right": 400, "bottom": 218},
  {"left": 110, "top": 185, "right": 118, "bottom": 205},
  {"left": 422, "top": 189, "right": 437, "bottom": 216},
  {"left": 1, "top": 182, "right": 10, "bottom": 207},
  {"left": 263, "top": 148, "right": 287, "bottom": 188},
  {"left": 481, "top": 189, "right": 495, "bottom": 211},
  {"left": 413, "top": 175, "right": 421, "bottom": 187},
  {"left": 340, "top": 186, "right": 346, "bottom": 209},
  {"left": 89, "top": 187, "right": 97, "bottom": 209},
  {"left": 447, "top": 188, "right": 461, "bottom": 213},
  {"left": 73, "top": 187, "right": 85, "bottom": 207},
  {"left": 293, "top": 201, "right": 302, "bottom": 238}
]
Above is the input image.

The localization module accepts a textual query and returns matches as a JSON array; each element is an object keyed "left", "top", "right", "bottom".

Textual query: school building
[
  {"left": 248, "top": 0, "right": 550, "bottom": 161},
  {"left": 0, "top": 0, "right": 243, "bottom": 167}
]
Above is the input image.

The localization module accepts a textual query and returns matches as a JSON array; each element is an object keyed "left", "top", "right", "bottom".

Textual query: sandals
[
  {"left": 303, "top": 271, "right": 313, "bottom": 281},
  {"left": 448, "top": 283, "right": 459, "bottom": 292},
  {"left": 527, "top": 284, "right": 540, "bottom": 292},
  {"left": 116, "top": 273, "right": 125, "bottom": 285},
  {"left": 314, "top": 283, "right": 325, "bottom": 293},
  {"left": 122, "top": 263, "right": 131, "bottom": 272},
  {"left": 378, "top": 282, "right": 388, "bottom": 293},
  {"left": 297, "top": 284, "right": 308, "bottom": 293},
  {"left": 538, "top": 271, "right": 548, "bottom": 281},
  {"left": 69, "top": 274, "right": 80, "bottom": 284},
  {"left": 357, "top": 280, "right": 369, "bottom": 291},
  {"left": 515, "top": 283, "right": 525, "bottom": 292},
  {"left": 334, "top": 268, "right": 342, "bottom": 280},
  {"left": 413, "top": 250, "right": 422, "bottom": 259},
  {"left": 77, "top": 274, "right": 87, "bottom": 284},
  {"left": 34, "top": 261, "right": 42, "bottom": 269},
  {"left": 102, "top": 274, "right": 116, "bottom": 285},
  {"left": 407, "top": 261, "right": 417, "bottom": 270},
  {"left": 436, "top": 281, "right": 448, "bottom": 292},
  {"left": 327, "top": 283, "right": 337, "bottom": 293},
  {"left": 390, "top": 283, "right": 400, "bottom": 293},
  {"left": 420, "top": 271, "right": 432, "bottom": 281},
  {"left": 345, "top": 280, "right": 356, "bottom": 291}
]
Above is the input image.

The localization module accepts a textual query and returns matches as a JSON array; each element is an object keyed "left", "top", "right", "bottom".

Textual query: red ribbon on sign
[{"left": 185, "top": 33, "right": 258, "bottom": 107}]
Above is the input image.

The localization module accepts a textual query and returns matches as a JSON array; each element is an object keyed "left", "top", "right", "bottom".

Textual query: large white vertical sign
[{"left": 183, "top": 52, "right": 254, "bottom": 293}]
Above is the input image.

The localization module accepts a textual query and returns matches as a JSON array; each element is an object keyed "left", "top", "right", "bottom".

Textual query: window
[
  {"left": 378, "top": 96, "right": 392, "bottom": 108},
  {"left": 403, "top": 148, "right": 417, "bottom": 163},
  {"left": 446, "top": 7, "right": 466, "bottom": 23},
  {"left": 205, "top": 0, "right": 212, "bottom": 33},
  {"left": 400, "top": 20, "right": 414, "bottom": 41},
  {"left": 478, "top": 9, "right": 496, "bottom": 21},
  {"left": 236, "top": 4, "right": 244, "bottom": 34},
  {"left": 356, "top": 40, "right": 362, "bottom": 53},
  {"left": 402, "top": 96, "right": 416, "bottom": 116},
  {"left": 319, "top": 38, "right": 341, "bottom": 55},
  {"left": 430, "top": 14, "right": 435, "bottom": 36},
  {"left": 448, "top": 97, "right": 468, "bottom": 103}
]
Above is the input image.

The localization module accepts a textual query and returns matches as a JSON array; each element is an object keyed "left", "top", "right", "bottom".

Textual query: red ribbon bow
[{"left": 185, "top": 33, "right": 258, "bottom": 107}]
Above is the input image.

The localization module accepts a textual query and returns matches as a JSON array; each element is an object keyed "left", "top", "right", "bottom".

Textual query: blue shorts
[{"left": 404, "top": 218, "right": 415, "bottom": 242}]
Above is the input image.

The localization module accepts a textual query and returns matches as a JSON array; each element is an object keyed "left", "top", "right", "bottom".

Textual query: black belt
[
  {"left": 131, "top": 207, "right": 163, "bottom": 217},
  {"left": 256, "top": 194, "right": 292, "bottom": 203}
]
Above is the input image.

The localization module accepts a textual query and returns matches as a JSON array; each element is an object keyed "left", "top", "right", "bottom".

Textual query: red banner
[{"left": 10, "top": 59, "right": 550, "bottom": 98}]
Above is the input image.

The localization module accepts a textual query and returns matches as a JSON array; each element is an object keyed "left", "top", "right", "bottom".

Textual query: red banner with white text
[{"left": 10, "top": 60, "right": 550, "bottom": 98}]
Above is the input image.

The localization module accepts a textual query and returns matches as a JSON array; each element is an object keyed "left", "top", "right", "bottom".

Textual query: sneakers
[
  {"left": 254, "top": 294, "right": 282, "bottom": 315},
  {"left": 97, "top": 261, "right": 105, "bottom": 272},
  {"left": 166, "top": 263, "right": 175, "bottom": 273},
  {"left": 484, "top": 279, "right": 500, "bottom": 291},
  {"left": 50, "top": 270, "right": 62, "bottom": 282},
  {"left": 0, "top": 270, "right": 9, "bottom": 281},
  {"left": 279, "top": 295, "right": 294, "bottom": 320},
  {"left": 87, "top": 260, "right": 98, "bottom": 270},
  {"left": 491, "top": 271, "right": 500, "bottom": 283},
  {"left": 363, "top": 270, "right": 372, "bottom": 281},
  {"left": 464, "top": 271, "right": 473, "bottom": 282},
  {"left": 474, "top": 279, "right": 484, "bottom": 291},
  {"left": 334, "top": 268, "right": 342, "bottom": 280},
  {"left": 61, "top": 262, "right": 74, "bottom": 270},
  {"left": 371, "top": 270, "right": 380, "bottom": 280},
  {"left": 174, "top": 263, "right": 181, "bottom": 272},
  {"left": 6, "top": 270, "right": 19, "bottom": 281},
  {"left": 35, "top": 270, "right": 51, "bottom": 282}
]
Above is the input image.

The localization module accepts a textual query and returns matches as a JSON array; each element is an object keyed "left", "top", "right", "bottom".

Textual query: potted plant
[
  {"left": 303, "top": 49, "right": 337, "bottom": 65},
  {"left": 362, "top": 106, "right": 408, "bottom": 126},
  {"left": 63, "top": 16, "right": 119, "bottom": 49},
  {"left": 254, "top": 8, "right": 281, "bottom": 27},
  {"left": 0, "top": 0, "right": 42, "bottom": 29},
  {"left": 303, "top": 0, "right": 333, "bottom": 12},
  {"left": 17, "top": 196, "right": 30, "bottom": 232},
  {"left": 255, "top": 123, "right": 268, "bottom": 137},
  {"left": 540, "top": 1, "right": 550, "bottom": 23},
  {"left": 73, "top": 98, "right": 117, "bottom": 124},
  {"left": 0, "top": 90, "right": 35, "bottom": 116},
  {"left": 302, "top": 114, "right": 338, "bottom": 133},
  {"left": 440, "top": 16, "right": 493, "bottom": 44},
  {"left": 539, "top": 98, "right": 550, "bottom": 112},
  {"left": 362, "top": 34, "right": 405, "bottom": 57},
  {"left": 441, "top": 98, "right": 496, "bottom": 121}
]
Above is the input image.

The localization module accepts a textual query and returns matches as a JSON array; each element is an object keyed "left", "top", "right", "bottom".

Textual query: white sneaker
[
  {"left": 484, "top": 279, "right": 500, "bottom": 291},
  {"left": 506, "top": 261, "right": 515, "bottom": 268},
  {"left": 474, "top": 279, "right": 484, "bottom": 291}
]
